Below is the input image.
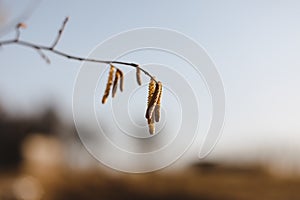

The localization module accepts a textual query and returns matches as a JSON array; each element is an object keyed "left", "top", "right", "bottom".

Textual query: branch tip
[
  {"left": 51, "top": 17, "right": 70, "bottom": 48},
  {"left": 16, "top": 23, "right": 27, "bottom": 29}
]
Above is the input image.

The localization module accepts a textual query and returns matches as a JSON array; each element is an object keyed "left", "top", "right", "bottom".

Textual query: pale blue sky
[{"left": 0, "top": 0, "right": 300, "bottom": 167}]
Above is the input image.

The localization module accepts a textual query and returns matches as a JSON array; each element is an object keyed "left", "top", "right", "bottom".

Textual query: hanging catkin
[
  {"left": 112, "top": 70, "right": 120, "bottom": 98},
  {"left": 146, "top": 78, "right": 156, "bottom": 118},
  {"left": 136, "top": 66, "right": 142, "bottom": 85},
  {"left": 145, "top": 78, "right": 156, "bottom": 134},
  {"left": 117, "top": 69, "right": 124, "bottom": 92},
  {"left": 145, "top": 81, "right": 162, "bottom": 120},
  {"left": 154, "top": 82, "right": 162, "bottom": 122},
  {"left": 102, "top": 65, "right": 115, "bottom": 104}
]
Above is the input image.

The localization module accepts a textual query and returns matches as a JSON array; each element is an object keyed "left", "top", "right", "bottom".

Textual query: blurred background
[{"left": 0, "top": 0, "right": 300, "bottom": 199}]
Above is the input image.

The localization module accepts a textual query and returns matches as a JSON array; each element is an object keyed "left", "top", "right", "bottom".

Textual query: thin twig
[
  {"left": 15, "top": 27, "right": 20, "bottom": 40},
  {"left": 51, "top": 17, "right": 69, "bottom": 49},
  {"left": 0, "top": 18, "right": 158, "bottom": 82},
  {"left": 15, "top": 23, "right": 27, "bottom": 40},
  {"left": 36, "top": 49, "right": 51, "bottom": 64}
]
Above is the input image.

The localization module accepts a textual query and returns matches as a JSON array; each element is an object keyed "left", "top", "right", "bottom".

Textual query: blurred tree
[{"left": 0, "top": 104, "right": 60, "bottom": 168}]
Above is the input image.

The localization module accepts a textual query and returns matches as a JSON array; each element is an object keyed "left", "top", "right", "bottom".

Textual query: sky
[{"left": 0, "top": 0, "right": 300, "bottom": 169}]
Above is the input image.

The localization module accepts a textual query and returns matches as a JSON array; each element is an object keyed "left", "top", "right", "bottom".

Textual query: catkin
[
  {"left": 117, "top": 69, "right": 124, "bottom": 92},
  {"left": 146, "top": 78, "right": 156, "bottom": 118},
  {"left": 154, "top": 82, "right": 162, "bottom": 122},
  {"left": 102, "top": 65, "right": 114, "bottom": 104},
  {"left": 112, "top": 70, "right": 120, "bottom": 98},
  {"left": 136, "top": 66, "right": 142, "bottom": 85},
  {"left": 146, "top": 78, "right": 157, "bottom": 134},
  {"left": 147, "top": 77, "right": 156, "bottom": 106},
  {"left": 145, "top": 81, "right": 162, "bottom": 120}
]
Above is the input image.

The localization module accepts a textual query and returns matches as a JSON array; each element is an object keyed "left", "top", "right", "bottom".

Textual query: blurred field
[
  {"left": 1, "top": 162, "right": 300, "bottom": 200},
  {"left": 0, "top": 106, "right": 300, "bottom": 200}
]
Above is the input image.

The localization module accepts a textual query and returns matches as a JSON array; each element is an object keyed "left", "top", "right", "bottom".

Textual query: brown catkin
[
  {"left": 136, "top": 66, "right": 142, "bottom": 85},
  {"left": 117, "top": 69, "right": 124, "bottom": 92},
  {"left": 101, "top": 65, "right": 114, "bottom": 104},
  {"left": 154, "top": 82, "right": 162, "bottom": 122},
  {"left": 146, "top": 77, "right": 157, "bottom": 134},
  {"left": 147, "top": 77, "right": 156, "bottom": 106},
  {"left": 145, "top": 81, "right": 161, "bottom": 119},
  {"left": 112, "top": 70, "right": 120, "bottom": 98}
]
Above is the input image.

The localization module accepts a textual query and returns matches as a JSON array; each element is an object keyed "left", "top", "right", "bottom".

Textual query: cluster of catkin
[
  {"left": 101, "top": 64, "right": 124, "bottom": 104},
  {"left": 145, "top": 78, "right": 162, "bottom": 134},
  {"left": 102, "top": 64, "right": 162, "bottom": 135}
]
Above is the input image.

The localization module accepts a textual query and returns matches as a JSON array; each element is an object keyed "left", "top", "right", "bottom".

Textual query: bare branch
[
  {"left": 0, "top": 17, "right": 163, "bottom": 135},
  {"left": 0, "top": 18, "right": 158, "bottom": 82},
  {"left": 51, "top": 16, "right": 69, "bottom": 49}
]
